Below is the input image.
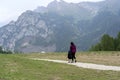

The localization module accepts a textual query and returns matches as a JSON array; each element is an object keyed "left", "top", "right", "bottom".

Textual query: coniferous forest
[{"left": 90, "top": 32, "right": 120, "bottom": 51}]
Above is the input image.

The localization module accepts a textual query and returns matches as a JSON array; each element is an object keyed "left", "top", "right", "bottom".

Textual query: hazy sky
[{"left": 0, "top": 0, "right": 104, "bottom": 27}]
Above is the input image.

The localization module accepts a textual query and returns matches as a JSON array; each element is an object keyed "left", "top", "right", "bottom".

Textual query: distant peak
[
  {"left": 52, "top": 0, "right": 66, "bottom": 3},
  {"left": 59, "top": 0, "right": 65, "bottom": 2}
]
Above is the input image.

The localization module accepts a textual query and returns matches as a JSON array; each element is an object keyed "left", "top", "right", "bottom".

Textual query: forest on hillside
[{"left": 90, "top": 32, "right": 120, "bottom": 51}]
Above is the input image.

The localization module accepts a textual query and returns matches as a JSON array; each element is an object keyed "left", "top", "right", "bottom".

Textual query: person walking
[{"left": 70, "top": 42, "right": 77, "bottom": 63}]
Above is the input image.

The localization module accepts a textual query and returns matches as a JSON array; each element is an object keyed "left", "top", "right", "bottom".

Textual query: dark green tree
[
  {"left": 116, "top": 32, "right": 120, "bottom": 50},
  {"left": 90, "top": 43, "right": 101, "bottom": 51},
  {"left": 0, "top": 46, "right": 3, "bottom": 53},
  {"left": 100, "top": 34, "right": 114, "bottom": 51},
  {"left": 0, "top": 46, "right": 12, "bottom": 54},
  {"left": 90, "top": 34, "right": 115, "bottom": 51}
]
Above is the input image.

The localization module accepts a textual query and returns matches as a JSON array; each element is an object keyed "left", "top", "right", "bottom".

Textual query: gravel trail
[{"left": 32, "top": 58, "right": 120, "bottom": 71}]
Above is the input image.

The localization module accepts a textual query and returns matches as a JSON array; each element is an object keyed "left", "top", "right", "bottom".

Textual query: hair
[{"left": 71, "top": 42, "right": 74, "bottom": 45}]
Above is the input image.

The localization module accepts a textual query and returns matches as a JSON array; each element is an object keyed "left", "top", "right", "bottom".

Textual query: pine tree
[
  {"left": 90, "top": 43, "right": 101, "bottom": 51},
  {"left": 116, "top": 32, "right": 120, "bottom": 50},
  {"left": 100, "top": 34, "right": 114, "bottom": 51},
  {"left": 90, "top": 32, "right": 120, "bottom": 51},
  {"left": 90, "top": 34, "right": 115, "bottom": 51},
  {"left": 0, "top": 46, "right": 4, "bottom": 53}
]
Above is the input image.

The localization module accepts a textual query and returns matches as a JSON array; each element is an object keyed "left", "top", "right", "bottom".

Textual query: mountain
[
  {"left": 100, "top": 0, "right": 120, "bottom": 13},
  {"left": 0, "top": 11, "right": 57, "bottom": 52},
  {"left": 0, "top": 10, "right": 78, "bottom": 52},
  {"left": 0, "top": 0, "right": 120, "bottom": 53},
  {"left": 34, "top": 0, "right": 101, "bottom": 20}
]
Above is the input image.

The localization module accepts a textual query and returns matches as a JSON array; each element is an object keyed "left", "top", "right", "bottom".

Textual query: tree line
[
  {"left": 0, "top": 46, "right": 12, "bottom": 54},
  {"left": 90, "top": 32, "right": 120, "bottom": 51}
]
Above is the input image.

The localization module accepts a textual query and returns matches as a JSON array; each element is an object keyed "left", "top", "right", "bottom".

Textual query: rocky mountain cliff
[
  {"left": 0, "top": 0, "right": 120, "bottom": 53},
  {"left": 34, "top": 0, "right": 101, "bottom": 20}
]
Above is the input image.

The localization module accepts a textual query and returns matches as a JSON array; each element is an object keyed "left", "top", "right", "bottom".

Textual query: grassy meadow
[{"left": 0, "top": 51, "right": 120, "bottom": 80}]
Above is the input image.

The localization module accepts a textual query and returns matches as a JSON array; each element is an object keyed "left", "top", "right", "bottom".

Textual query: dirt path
[{"left": 32, "top": 58, "right": 120, "bottom": 71}]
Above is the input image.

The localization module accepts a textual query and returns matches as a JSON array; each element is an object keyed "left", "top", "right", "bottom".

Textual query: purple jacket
[{"left": 70, "top": 44, "right": 76, "bottom": 53}]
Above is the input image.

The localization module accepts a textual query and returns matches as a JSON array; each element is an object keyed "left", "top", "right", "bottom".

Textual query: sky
[{"left": 0, "top": 0, "right": 104, "bottom": 27}]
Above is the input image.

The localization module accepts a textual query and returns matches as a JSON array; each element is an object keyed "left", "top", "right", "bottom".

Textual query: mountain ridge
[{"left": 0, "top": 0, "right": 120, "bottom": 52}]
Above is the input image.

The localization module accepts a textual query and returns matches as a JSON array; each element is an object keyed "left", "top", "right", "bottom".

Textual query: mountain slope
[
  {"left": 0, "top": 11, "right": 55, "bottom": 52},
  {"left": 0, "top": 0, "right": 120, "bottom": 52}
]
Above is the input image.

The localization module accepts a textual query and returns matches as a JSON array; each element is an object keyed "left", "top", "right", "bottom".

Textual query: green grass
[{"left": 0, "top": 52, "right": 120, "bottom": 80}]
